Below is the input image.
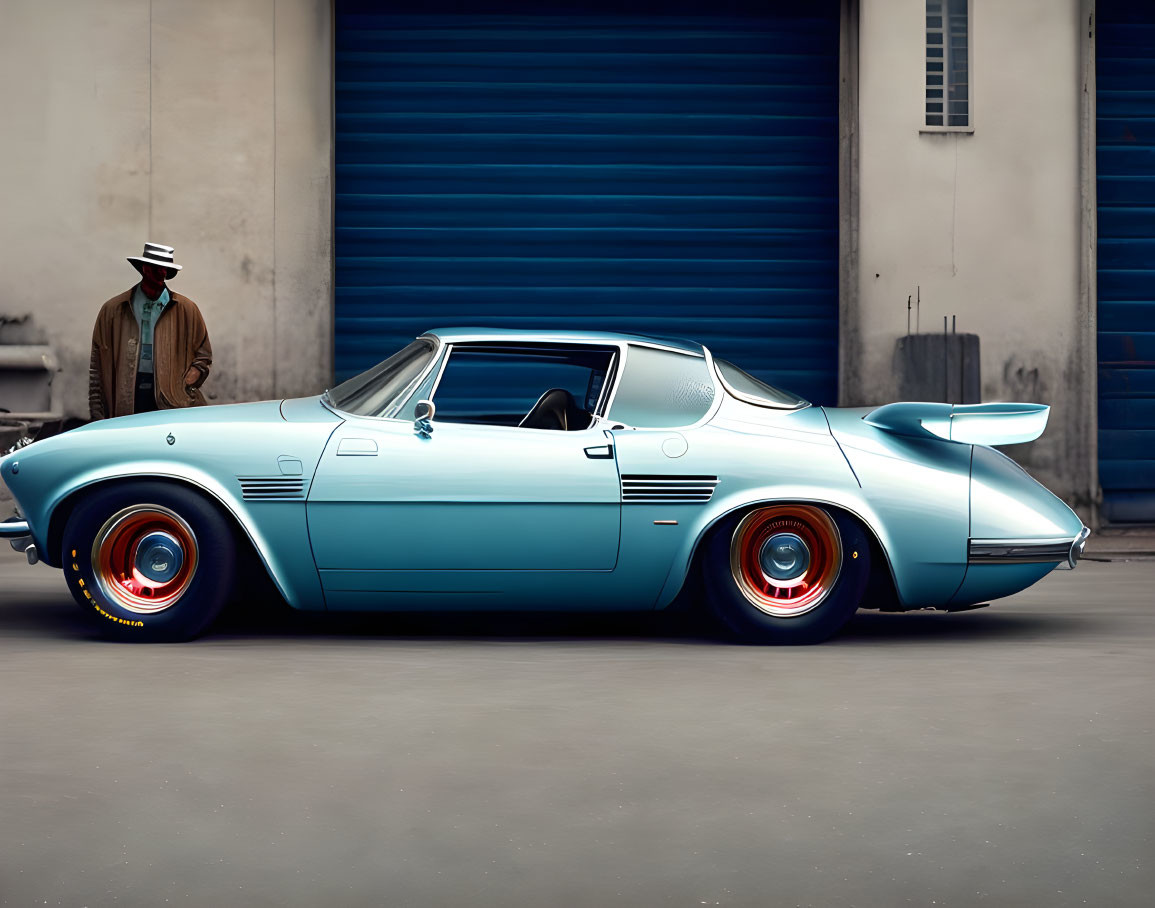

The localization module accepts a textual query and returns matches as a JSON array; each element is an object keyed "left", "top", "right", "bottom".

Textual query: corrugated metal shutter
[
  {"left": 334, "top": 0, "right": 840, "bottom": 404},
  {"left": 1097, "top": 0, "right": 1155, "bottom": 523}
]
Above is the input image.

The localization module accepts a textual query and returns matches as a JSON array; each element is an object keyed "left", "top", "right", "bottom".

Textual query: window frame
[
  {"left": 713, "top": 359, "right": 810, "bottom": 411},
  {"left": 602, "top": 342, "right": 722, "bottom": 431},
  {"left": 322, "top": 335, "right": 443, "bottom": 420},
  {"left": 328, "top": 334, "right": 726, "bottom": 433},
  {"left": 422, "top": 341, "right": 622, "bottom": 431},
  {"left": 920, "top": 0, "right": 974, "bottom": 135}
]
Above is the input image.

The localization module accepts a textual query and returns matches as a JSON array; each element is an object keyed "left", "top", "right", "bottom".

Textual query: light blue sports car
[{"left": 0, "top": 328, "right": 1089, "bottom": 643}]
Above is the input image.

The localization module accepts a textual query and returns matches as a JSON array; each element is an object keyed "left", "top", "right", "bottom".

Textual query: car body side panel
[
  {"left": 948, "top": 563, "right": 1058, "bottom": 607},
  {"left": 317, "top": 505, "right": 699, "bottom": 612},
  {"left": 307, "top": 418, "right": 622, "bottom": 583},
  {"left": 1, "top": 400, "right": 340, "bottom": 611}
]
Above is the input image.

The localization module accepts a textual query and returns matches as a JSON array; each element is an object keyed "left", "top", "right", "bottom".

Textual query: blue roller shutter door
[
  {"left": 1098, "top": 0, "right": 1155, "bottom": 522},
  {"left": 335, "top": 1, "right": 840, "bottom": 404}
]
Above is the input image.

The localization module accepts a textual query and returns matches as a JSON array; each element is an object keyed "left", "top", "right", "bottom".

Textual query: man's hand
[{"left": 183, "top": 366, "right": 201, "bottom": 387}]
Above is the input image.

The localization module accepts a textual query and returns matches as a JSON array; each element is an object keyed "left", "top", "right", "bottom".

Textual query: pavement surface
[{"left": 0, "top": 549, "right": 1152, "bottom": 908}]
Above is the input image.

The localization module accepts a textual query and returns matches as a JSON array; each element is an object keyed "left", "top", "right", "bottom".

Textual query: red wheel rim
[
  {"left": 729, "top": 505, "right": 842, "bottom": 617},
  {"left": 92, "top": 505, "right": 198, "bottom": 614}
]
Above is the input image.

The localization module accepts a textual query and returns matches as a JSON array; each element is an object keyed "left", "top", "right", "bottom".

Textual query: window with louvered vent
[{"left": 925, "top": 0, "right": 971, "bottom": 129}]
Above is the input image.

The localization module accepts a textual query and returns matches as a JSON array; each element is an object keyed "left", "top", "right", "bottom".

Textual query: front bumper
[
  {"left": 0, "top": 518, "right": 31, "bottom": 539},
  {"left": 968, "top": 526, "right": 1091, "bottom": 570},
  {"left": 1, "top": 517, "right": 38, "bottom": 565}
]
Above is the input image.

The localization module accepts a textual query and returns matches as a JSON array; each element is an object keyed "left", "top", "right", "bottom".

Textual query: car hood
[{"left": 69, "top": 399, "right": 290, "bottom": 434}]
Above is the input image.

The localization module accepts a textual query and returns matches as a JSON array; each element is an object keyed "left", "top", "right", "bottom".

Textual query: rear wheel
[
  {"left": 62, "top": 482, "right": 236, "bottom": 641},
  {"left": 703, "top": 504, "right": 870, "bottom": 644}
]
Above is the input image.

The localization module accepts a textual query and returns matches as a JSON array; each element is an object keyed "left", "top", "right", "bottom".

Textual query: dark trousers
[{"left": 134, "top": 371, "right": 158, "bottom": 414}]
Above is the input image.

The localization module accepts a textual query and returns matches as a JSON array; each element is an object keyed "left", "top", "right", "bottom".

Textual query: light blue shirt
[{"left": 131, "top": 285, "right": 170, "bottom": 374}]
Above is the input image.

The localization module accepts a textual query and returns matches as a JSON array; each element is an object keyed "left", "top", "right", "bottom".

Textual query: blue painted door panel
[
  {"left": 1098, "top": 1, "right": 1155, "bottom": 522},
  {"left": 334, "top": 1, "right": 840, "bottom": 404},
  {"left": 307, "top": 418, "right": 621, "bottom": 584}
]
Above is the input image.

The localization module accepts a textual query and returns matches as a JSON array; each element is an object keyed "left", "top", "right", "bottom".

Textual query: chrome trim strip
[
  {"left": 968, "top": 537, "right": 1077, "bottom": 564},
  {"left": 0, "top": 518, "right": 31, "bottom": 538},
  {"left": 621, "top": 475, "right": 719, "bottom": 504},
  {"left": 600, "top": 342, "right": 630, "bottom": 419},
  {"left": 713, "top": 359, "right": 809, "bottom": 411},
  {"left": 423, "top": 329, "right": 703, "bottom": 357},
  {"left": 1068, "top": 526, "right": 1091, "bottom": 569},
  {"left": 592, "top": 348, "right": 620, "bottom": 418},
  {"left": 238, "top": 477, "right": 308, "bottom": 501},
  {"left": 624, "top": 339, "right": 703, "bottom": 357}
]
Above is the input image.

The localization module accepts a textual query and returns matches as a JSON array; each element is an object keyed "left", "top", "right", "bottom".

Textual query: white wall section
[
  {"left": 0, "top": 0, "right": 332, "bottom": 412},
  {"left": 853, "top": 0, "right": 1089, "bottom": 513}
]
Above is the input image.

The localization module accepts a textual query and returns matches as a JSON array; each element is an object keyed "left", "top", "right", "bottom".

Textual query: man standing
[{"left": 89, "top": 243, "right": 212, "bottom": 420}]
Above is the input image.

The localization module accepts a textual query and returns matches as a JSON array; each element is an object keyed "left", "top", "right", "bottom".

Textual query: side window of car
[
  {"left": 430, "top": 345, "right": 615, "bottom": 428},
  {"left": 608, "top": 345, "right": 716, "bottom": 428}
]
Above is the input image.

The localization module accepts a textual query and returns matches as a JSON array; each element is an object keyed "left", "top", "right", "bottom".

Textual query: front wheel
[
  {"left": 703, "top": 505, "right": 870, "bottom": 644},
  {"left": 62, "top": 481, "right": 236, "bottom": 641}
]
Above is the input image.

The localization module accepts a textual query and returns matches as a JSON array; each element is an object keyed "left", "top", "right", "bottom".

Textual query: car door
[{"left": 307, "top": 343, "right": 622, "bottom": 587}]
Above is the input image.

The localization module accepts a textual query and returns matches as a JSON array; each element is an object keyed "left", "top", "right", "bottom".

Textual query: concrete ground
[{"left": 0, "top": 549, "right": 1151, "bottom": 908}]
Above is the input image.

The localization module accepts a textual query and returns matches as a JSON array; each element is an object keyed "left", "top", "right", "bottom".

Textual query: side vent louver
[
  {"left": 621, "top": 474, "right": 719, "bottom": 504},
  {"left": 238, "top": 477, "right": 307, "bottom": 501}
]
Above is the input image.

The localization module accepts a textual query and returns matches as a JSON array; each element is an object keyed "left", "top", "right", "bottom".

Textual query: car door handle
[
  {"left": 337, "top": 438, "right": 378, "bottom": 456},
  {"left": 583, "top": 444, "right": 613, "bottom": 459}
]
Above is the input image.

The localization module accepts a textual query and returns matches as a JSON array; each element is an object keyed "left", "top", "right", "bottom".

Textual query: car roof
[{"left": 422, "top": 327, "right": 705, "bottom": 356}]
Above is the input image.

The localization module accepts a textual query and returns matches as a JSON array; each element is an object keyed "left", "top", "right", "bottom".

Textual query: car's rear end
[{"left": 823, "top": 401, "right": 1088, "bottom": 609}]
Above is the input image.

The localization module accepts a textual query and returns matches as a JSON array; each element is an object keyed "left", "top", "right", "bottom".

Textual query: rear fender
[{"left": 655, "top": 484, "right": 936, "bottom": 610}]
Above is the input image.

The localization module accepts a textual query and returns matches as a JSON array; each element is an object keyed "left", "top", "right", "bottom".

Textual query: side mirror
[{"left": 414, "top": 399, "right": 435, "bottom": 438}]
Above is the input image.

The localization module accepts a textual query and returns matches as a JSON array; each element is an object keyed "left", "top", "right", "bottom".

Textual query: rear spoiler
[{"left": 862, "top": 402, "right": 1049, "bottom": 446}]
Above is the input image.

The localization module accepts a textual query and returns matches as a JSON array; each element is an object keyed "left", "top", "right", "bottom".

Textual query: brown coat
[{"left": 89, "top": 287, "right": 213, "bottom": 420}]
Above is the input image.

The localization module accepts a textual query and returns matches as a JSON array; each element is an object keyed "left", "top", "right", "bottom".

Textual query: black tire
[
  {"left": 703, "top": 505, "right": 871, "bottom": 645},
  {"left": 62, "top": 481, "right": 236, "bottom": 642}
]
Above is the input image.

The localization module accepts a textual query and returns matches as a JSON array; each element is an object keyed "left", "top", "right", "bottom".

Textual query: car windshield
[
  {"left": 714, "top": 359, "right": 808, "bottom": 409},
  {"left": 327, "top": 338, "right": 437, "bottom": 417}
]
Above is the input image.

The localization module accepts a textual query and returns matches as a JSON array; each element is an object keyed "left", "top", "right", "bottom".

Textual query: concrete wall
[
  {"left": 851, "top": 0, "right": 1094, "bottom": 517},
  {"left": 0, "top": 0, "right": 332, "bottom": 415}
]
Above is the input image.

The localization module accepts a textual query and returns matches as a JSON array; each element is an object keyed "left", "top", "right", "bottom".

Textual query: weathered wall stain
[
  {"left": 1001, "top": 356, "right": 1046, "bottom": 403},
  {"left": 0, "top": 315, "right": 47, "bottom": 345}
]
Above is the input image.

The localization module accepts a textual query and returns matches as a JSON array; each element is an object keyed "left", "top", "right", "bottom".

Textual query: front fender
[
  {"left": 32, "top": 462, "right": 324, "bottom": 611},
  {"left": 2, "top": 405, "right": 338, "bottom": 610}
]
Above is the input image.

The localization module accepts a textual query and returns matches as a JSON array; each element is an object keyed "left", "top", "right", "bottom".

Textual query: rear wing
[{"left": 863, "top": 402, "right": 1049, "bottom": 446}]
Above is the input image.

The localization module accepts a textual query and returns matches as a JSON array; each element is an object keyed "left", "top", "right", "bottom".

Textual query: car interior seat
[{"left": 518, "top": 388, "right": 592, "bottom": 431}]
